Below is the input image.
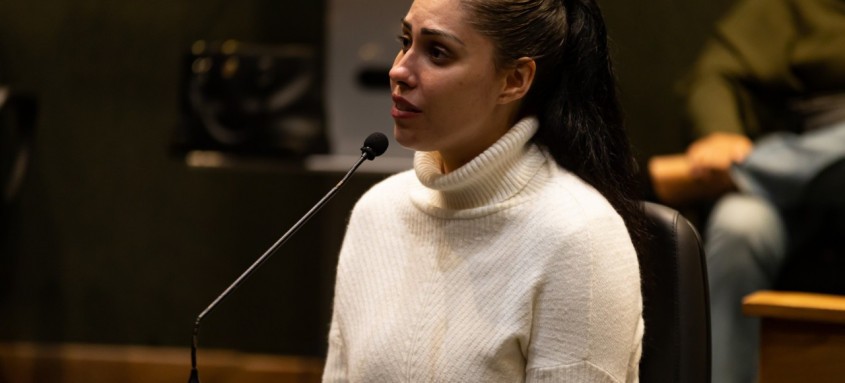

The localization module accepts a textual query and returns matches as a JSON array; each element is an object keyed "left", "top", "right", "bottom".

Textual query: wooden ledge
[
  {"left": 743, "top": 290, "right": 845, "bottom": 324},
  {"left": 0, "top": 342, "right": 323, "bottom": 383}
]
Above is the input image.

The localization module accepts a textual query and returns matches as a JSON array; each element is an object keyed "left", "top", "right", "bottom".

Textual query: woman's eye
[
  {"left": 396, "top": 35, "right": 411, "bottom": 51},
  {"left": 429, "top": 45, "right": 450, "bottom": 62}
]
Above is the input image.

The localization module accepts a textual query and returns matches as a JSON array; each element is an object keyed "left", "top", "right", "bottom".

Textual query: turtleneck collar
[{"left": 410, "top": 117, "right": 548, "bottom": 216}]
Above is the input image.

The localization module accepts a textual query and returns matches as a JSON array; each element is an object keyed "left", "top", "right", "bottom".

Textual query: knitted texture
[{"left": 323, "top": 118, "right": 643, "bottom": 382}]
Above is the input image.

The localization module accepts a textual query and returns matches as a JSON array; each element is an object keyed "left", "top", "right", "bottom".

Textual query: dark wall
[
  {"left": 0, "top": 0, "right": 736, "bottom": 357},
  {"left": 0, "top": 0, "right": 350, "bottom": 357},
  {"left": 604, "top": 0, "right": 736, "bottom": 156}
]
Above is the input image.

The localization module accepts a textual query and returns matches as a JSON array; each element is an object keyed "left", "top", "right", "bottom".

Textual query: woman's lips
[{"left": 391, "top": 95, "right": 422, "bottom": 118}]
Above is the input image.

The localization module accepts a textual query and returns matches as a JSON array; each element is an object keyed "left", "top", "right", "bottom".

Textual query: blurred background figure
[{"left": 646, "top": 0, "right": 845, "bottom": 382}]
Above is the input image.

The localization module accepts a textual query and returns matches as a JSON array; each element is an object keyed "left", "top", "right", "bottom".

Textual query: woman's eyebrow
[{"left": 402, "top": 19, "right": 466, "bottom": 46}]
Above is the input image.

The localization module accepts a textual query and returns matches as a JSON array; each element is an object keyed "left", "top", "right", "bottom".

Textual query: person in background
[
  {"left": 323, "top": 0, "right": 647, "bottom": 381},
  {"left": 647, "top": 0, "right": 845, "bottom": 381}
]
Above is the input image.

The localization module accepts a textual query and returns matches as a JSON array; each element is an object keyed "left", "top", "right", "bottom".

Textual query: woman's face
[{"left": 389, "top": 0, "right": 514, "bottom": 171}]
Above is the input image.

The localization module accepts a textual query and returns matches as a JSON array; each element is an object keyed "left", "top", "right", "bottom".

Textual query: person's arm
[
  {"left": 651, "top": 0, "right": 799, "bottom": 206},
  {"left": 323, "top": 237, "right": 355, "bottom": 382},
  {"left": 685, "top": 0, "right": 798, "bottom": 139},
  {"left": 648, "top": 153, "right": 736, "bottom": 207},
  {"left": 321, "top": 312, "right": 348, "bottom": 382},
  {"left": 524, "top": 213, "right": 642, "bottom": 382}
]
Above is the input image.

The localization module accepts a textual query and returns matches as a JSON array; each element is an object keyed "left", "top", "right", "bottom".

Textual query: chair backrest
[
  {"left": 639, "top": 202, "right": 711, "bottom": 383},
  {"left": 0, "top": 87, "right": 37, "bottom": 206}
]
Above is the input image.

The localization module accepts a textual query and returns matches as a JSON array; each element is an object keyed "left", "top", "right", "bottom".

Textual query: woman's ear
[{"left": 498, "top": 57, "right": 536, "bottom": 104}]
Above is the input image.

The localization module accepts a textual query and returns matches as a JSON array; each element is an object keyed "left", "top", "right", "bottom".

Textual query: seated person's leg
[{"left": 706, "top": 193, "right": 788, "bottom": 383}]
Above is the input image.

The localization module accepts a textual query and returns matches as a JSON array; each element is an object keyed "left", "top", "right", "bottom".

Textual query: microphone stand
[{"left": 188, "top": 149, "right": 375, "bottom": 383}]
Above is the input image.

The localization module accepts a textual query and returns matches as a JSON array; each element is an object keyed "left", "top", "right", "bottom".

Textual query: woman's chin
[
  {"left": 392, "top": 125, "right": 417, "bottom": 150},
  {"left": 393, "top": 123, "right": 439, "bottom": 153}
]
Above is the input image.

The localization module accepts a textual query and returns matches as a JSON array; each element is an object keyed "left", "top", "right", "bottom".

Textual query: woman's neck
[
  {"left": 412, "top": 116, "right": 544, "bottom": 213},
  {"left": 436, "top": 108, "right": 521, "bottom": 173}
]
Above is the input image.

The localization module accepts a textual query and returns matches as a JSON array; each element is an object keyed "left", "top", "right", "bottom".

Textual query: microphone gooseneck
[{"left": 188, "top": 133, "right": 388, "bottom": 383}]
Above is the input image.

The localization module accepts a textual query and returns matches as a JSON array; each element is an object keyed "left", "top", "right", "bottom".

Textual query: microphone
[
  {"left": 188, "top": 133, "right": 388, "bottom": 383},
  {"left": 361, "top": 131, "right": 388, "bottom": 160}
]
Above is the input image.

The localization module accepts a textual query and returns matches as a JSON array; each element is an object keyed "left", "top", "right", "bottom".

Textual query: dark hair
[{"left": 461, "top": 0, "right": 647, "bottom": 253}]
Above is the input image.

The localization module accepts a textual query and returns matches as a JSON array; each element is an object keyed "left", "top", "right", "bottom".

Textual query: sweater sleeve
[
  {"left": 685, "top": 0, "right": 798, "bottom": 138},
  {"left": 323, "top": 214, "right": 356, "bottom": 383},
  {"left": 321, "top": 311, "right": 348, "bottom": 382},
  {"left": 323, "top": 211, "right": 362, "bottom": 383},
  {"left": 524, "top": 203, "right": 643, "bottom": 383}
]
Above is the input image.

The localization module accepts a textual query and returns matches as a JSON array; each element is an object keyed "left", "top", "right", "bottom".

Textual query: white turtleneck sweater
[{"left": 323, "top": 118, "right": 643, "bottom": 383}]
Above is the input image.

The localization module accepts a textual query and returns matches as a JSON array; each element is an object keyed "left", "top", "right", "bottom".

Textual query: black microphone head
[{"left": 361, "top": 132, "right": 389, "bottom": 160}]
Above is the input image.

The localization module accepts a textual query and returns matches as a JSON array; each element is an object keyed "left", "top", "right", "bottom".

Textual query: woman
[{"left": 324, "top": 0, "right": 645, "bottom": 381}]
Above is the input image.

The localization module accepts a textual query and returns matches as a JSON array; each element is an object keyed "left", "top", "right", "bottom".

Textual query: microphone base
[{"left": 188, "top": 367, "right": 200, "bottom": 383}]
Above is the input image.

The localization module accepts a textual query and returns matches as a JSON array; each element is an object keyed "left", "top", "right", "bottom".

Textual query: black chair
[
  {"left": 0, "top": 86, "right": 37, "bottom": 207},
  {"left": 639, "top": 202, "right": 711, "bottom": 383},
  {"left": 775, "top": 158, "right": 845, "bottom": 295}
]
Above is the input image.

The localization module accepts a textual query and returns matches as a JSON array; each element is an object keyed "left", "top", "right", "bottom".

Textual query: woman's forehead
[
  {"left": 405, "top": 0, "right": 488, "bottom": 44},
  {"left": 405, "top": 0, "right": 465, "bottom": 32}
]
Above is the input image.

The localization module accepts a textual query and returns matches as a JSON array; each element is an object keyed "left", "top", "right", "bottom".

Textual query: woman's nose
[{"left": 389, "top": 52, "right": 416, "bottom": 89}]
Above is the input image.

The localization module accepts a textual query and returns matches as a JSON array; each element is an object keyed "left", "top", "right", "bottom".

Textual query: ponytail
[
  {"left": 532, "top": 0, "right": 647, "bottom": 253},
  {"left": 463, "top": 0, "right": 647, "bottom": 254}
]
